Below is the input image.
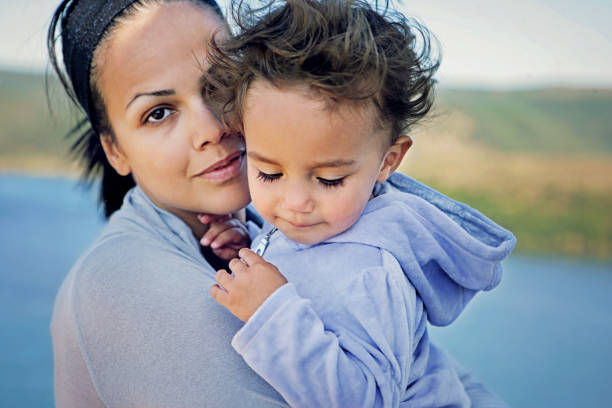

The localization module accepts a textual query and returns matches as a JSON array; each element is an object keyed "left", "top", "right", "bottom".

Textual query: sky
[{"left": 1, "top": 0, "right": 610, "bottom": 88}]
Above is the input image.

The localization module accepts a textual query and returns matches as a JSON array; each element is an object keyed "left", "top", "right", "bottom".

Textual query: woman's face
[{"left": 98, "top": 2, "right": 249, "bottom": 223}]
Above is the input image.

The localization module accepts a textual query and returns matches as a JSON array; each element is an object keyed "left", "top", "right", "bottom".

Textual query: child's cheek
[
  {"left": 327, "top": 198, "right": 362, "bottom": 233},
  {"left": 331, "top": 182, "right": 373, "bottom": 230},
  {"left": 247, "top": 172, "right": 269, "bottom": 211},
  {"left": 251, "top": 189, "right": 277, "bottom": 224}
]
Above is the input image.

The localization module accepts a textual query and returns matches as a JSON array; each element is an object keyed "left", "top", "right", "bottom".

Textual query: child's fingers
[
  {"left": 209, "top": 284, "right": 230, "bottom": 306},
  {"left": 238, "top": 247, "right": 264, "bottom": 266},
  {"left": 215, "top": 269, "right": 233, "bottom": 288},
  {"left": 228, "top": 257, "right": 248, "bottom": 274}
]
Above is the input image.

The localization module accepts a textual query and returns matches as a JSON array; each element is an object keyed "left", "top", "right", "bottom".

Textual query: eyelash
[
  {"left": 318, "top": 177, "right": 345, "bottom": 188},
  {"left": 256, "top": 171, "right": 345, "bottom": 188},
  {"left": 256, "top": 171, "right": 282, "bottom": 183}
]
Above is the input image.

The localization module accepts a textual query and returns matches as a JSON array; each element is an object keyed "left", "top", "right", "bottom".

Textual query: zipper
[{"left": 254, "top": 227, "right": 278, "bottom": 256}]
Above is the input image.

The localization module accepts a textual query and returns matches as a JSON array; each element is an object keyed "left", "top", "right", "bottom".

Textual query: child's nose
[{"left": 281, "top": 184, "right": 314, "bottom": 213}]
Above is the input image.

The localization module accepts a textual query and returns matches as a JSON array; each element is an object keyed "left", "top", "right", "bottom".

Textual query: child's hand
[
  {"left": 198, "top": 213, "right": 251, "bottom": 261},
  {"left": 210, "top": 248, "right": 288, "bottom": 322}
]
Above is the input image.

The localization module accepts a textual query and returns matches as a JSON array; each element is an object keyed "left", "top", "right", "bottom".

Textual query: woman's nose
[{"left": 190, "top": 103, "right": 224, "bottom": 150}]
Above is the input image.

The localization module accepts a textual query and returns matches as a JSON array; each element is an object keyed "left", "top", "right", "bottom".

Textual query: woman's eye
[
  {"left": 145, "top": 107, "right": 173, "bottom": 123},
  {"left": 318, "top": 177, "right": 345, "bottom": 188},
  {"left": 257, "top": 171, "right": 282, "bottom": 183}
]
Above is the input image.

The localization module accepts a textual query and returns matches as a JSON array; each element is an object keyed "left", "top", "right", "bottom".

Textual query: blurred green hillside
[
  {"left": 403, "top": 88, "right": 612, "bottom": 260},
  {"left": 0, "top": 70, "right": 78, "bottom": 171},
  {"left": 2, "top": 69, "right": 611, "bottom": 259},
  {"left": 438, "top": 89, "right": 612, "bottom": 154}
]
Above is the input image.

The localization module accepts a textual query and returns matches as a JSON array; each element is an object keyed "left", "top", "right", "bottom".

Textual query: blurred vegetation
[
  {"left": 432, "top": 187, "right": 612, "bottom": 260},
  {"left": 1, "top": 69, "right": 611, "bottom": 260},
  {"left": 0, "top": 69, "right": 79, "bottom": 171},
  {"left": 438, "top": 89, "right": 612, "bottom": 154},
  {"left": 417, "top": 89, "right": 612, "bottom": 260}
]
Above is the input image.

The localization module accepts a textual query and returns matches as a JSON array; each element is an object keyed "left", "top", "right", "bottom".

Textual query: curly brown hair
[{"left": 206, "top": 0, "right": 440, "bottom": 143}]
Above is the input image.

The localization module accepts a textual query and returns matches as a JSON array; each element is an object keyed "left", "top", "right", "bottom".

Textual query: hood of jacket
[{"left": 322, "top": 173, "right": 516, "bottom": 326}]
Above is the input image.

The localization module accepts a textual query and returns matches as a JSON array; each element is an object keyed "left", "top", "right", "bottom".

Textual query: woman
[
  {"left": 48, "top": 0, "right": 508, "bottom": 406},
  {"left": 48, "top": 0, "right": 285, "bottom": 406}
]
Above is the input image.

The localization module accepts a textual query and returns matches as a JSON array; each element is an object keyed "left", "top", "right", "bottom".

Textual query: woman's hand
[
  {"left": 210, "top": 248, "right": 288, "bottom": 322},
  {"left": 198, "top": 214, "right": 250, "bottom": 261}
]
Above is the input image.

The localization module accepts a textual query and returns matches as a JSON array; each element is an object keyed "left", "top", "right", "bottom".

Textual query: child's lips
[{"left": 285, "top": 219, "right": 319, "bottom": 229}]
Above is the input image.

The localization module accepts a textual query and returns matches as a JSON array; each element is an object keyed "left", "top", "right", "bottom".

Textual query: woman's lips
[{"left": 194, "top": 151, "right": 244, "bottom": 182}]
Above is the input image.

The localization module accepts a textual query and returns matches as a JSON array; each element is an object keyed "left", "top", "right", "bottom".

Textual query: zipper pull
[{"left": 254, "top": 227, "right": 278, "bottom": 256}]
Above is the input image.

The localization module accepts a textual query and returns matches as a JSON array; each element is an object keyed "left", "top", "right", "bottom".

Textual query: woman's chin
[{"left": 196, "top": 187, "right": 250, "bottom": 216}]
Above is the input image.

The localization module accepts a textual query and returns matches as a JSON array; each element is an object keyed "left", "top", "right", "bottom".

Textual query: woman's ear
[
  {"left": 100, "top": 134, "right": 131, "bottom": 176},
  {"left": 377, "top": 135, "right": 413, "bottom": 183}
]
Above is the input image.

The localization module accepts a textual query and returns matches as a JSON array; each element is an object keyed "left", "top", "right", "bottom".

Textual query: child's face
[{"left": 243, "top": 81, "right": 400, "bottom": 245}]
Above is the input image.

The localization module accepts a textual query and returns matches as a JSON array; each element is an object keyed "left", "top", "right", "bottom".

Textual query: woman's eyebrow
[{"left": 125, "top": 89, "right": 175, "bottom": 110}]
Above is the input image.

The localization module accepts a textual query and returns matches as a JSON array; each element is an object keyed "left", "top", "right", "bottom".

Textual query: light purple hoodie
[{"left": 234, "top": 173, "right": 516, "bottom": 407}]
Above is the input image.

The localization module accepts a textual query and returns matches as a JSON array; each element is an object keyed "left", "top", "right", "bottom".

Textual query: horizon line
[{"left": 2, "top": 63, "right": 611, "bottom": 93}]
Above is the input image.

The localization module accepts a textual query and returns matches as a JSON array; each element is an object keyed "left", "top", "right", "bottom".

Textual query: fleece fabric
[
  {"left": 50, "top": 187, "right": 286, "bottom": 408},
  {"left": 234, "top": 172, "right": 516, "bottom": 408}
]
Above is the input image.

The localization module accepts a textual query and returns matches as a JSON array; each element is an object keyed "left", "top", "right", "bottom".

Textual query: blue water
[
  {"left": 1, "top": 175, "right": 611, "bottom": 407},
  {"left": 0, "top": 175, "right": 106, "bottom": 407}
]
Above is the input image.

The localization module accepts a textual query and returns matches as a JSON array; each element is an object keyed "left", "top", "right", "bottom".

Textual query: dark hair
[
  {"left": 206, "top": 0, "right": 439, "bottom": 144},
  {"left": 47, "top": 0, "right": 223, "bottom": 217}
]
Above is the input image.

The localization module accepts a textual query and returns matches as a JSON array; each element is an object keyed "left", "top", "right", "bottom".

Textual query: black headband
[{"left": 61, "top": 0, "right": 222, "bottom": 124}]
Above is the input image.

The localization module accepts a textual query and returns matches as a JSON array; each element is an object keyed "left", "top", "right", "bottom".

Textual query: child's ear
[
  {"left": 100, "top": 134, "right": 131, "bottom": 176},
  {"left": 377, "top": 135, "right": 412, "bottom": 183}
]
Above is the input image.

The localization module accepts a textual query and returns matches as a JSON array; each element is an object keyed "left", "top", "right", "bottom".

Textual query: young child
[{"left": 206, "top": 0, "right": 516, "bottom": 406}]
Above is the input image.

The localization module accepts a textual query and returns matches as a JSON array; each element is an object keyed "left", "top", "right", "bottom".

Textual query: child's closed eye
[
  {"left": 317, "top": 177, "right": 345, "bottom": 188},
  {"left": 257, "top": 171, "right": 282, "bottom": 183}
]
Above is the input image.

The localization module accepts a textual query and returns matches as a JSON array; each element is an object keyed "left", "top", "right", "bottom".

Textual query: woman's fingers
[
  {"left": 200, "top": 219, "right": 243, "bottom": 246},
  {"left": 198, "top": 213, "right": 230, "bottom": 225},
  {"left": 210, "top": 227, "right": 248, "bottom": 249},
  {"left": 207, "top": 226, "right": 250, "bottom": 260},
  {"left": 213, "top": 246, "right": 243, "bottom": 262}
]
